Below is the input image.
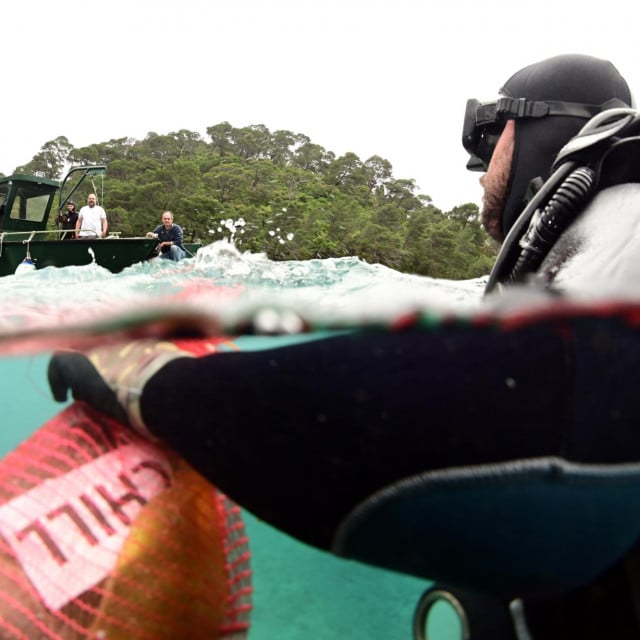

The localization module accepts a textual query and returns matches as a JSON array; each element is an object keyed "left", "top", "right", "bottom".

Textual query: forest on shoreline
[{"left": 11, "top": 124, "right": 498, "bottom": 279}]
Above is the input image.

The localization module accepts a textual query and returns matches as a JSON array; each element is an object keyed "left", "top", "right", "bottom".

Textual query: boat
[{"left": 0, "top": 165, "right": 183, "bottom": 277}]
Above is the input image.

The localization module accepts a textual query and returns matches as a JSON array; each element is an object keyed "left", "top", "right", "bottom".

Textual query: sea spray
[{"left": 0, "top": 240, "right": 486, "bottom": 342}]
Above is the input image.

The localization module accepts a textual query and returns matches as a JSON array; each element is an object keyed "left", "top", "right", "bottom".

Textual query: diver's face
[{"left": 479, "top": 119, "right": 515, "bottom": 243}]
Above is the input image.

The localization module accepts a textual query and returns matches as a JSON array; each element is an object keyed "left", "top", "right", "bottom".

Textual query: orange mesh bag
[{"left": 0, "top": 398, "right": 251, "bottom": 640}]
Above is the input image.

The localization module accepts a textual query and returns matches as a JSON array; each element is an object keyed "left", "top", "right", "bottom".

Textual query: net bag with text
[{"left": 0, "top": 399, "right": 251, "bottom": 639}]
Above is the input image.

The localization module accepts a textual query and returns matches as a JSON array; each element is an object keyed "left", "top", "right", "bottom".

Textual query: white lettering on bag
[{"left": 0, "top": 443, "right": 172, "bottom": 610}]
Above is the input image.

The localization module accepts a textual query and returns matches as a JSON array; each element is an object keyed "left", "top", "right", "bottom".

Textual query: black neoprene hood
[{"left": 499, "top": 54, "right": 631, "bottom": 234}]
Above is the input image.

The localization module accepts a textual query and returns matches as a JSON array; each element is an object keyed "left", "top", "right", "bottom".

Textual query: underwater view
[{"left": 0, "top": 241, "right": 486, "bottom": 639}]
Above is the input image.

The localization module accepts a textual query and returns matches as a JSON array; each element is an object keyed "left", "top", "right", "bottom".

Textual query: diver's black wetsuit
[
  {"left": 47, "top": 304, "right": 640, "bottom": 637},
  {"left": 137, "top": 319, "right": 640, "bottom": 551},
  {"left": 46, "top": 302, "right": 640, "bottom": 640}
]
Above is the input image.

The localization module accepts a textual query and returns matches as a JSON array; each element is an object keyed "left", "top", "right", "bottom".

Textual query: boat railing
[
  {"left": 0, "top": 229, "right": 126, "bottom": 242},
  {"left": 0, "top": 229, "right": 153, "bottom": 258}
]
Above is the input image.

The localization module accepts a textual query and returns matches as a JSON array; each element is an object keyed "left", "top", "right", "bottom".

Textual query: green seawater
[{"left": 0, "top": 355, "right": 464, "bottom": 640}]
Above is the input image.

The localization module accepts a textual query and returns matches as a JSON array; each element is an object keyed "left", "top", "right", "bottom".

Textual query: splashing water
[
  {"left": 0, "top": 238, "right": 489, "bottom": 640},
  {"left": 0, "top": 239, "right": 487, "bottom": 341}
]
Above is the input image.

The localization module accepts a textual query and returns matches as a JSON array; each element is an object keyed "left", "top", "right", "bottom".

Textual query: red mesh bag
[{"left": 0, "top": 399, "right": 251, "bottom": 639}]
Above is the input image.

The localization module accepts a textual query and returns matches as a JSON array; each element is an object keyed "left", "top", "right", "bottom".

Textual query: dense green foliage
[{"left": 12, "top": 126, "right": 497, "bottom": 279}]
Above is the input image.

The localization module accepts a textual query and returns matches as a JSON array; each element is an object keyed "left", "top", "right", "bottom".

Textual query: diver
[
  {"left": 465, "top": 54, "right": 638, "bottom": 297},
  {"left": 47, "top": 54, "right": 640, "bottom": 638}
]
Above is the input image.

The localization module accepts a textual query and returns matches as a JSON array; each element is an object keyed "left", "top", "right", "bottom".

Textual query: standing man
[
  {"left": 149, "top": 210, "right": 186, "bottom": 261},
  {"left": 57, "top": 201, "right": 79, "bottom": 240},
  {"left": 76, "top": 193, "right": 108, "bottom": 239}
]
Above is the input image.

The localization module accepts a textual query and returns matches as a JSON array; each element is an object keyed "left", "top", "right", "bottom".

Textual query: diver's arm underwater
[
  {"left": 47, "top": 309, "right": 640, "bottom": 554},
  {"left": 47, "top": 324, "right": 565, "bottom": 551}
]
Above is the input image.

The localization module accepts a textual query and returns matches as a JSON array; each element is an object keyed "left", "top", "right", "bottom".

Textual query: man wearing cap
[{"left": 57, "top": 201, "right": 79, "bottom": 240}]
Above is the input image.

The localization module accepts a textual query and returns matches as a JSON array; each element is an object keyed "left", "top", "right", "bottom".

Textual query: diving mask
[{"left": 462, "top": 97, "right": 606, "bottom": 172}]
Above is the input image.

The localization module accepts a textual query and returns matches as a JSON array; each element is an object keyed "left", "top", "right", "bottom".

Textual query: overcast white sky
[{"left": 4, "top": 0, "right": 640, "bottom": 211}]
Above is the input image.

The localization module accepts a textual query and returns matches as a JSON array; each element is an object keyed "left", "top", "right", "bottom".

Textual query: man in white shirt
[{"left": 76, "top": 193, "right": 108, "bottom": 239}]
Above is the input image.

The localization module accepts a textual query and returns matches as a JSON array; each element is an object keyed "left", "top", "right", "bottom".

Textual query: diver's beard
[
  {"left": 480, "top": 164, "right": 511, "bottom": 244},
  {"left": 480, "top": 195, "right": 505, "bottom": 243}
]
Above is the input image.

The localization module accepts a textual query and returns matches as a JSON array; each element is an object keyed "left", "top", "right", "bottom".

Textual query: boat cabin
[
  {"left": 0, "top": 173, "right": 59, "bottom": 240},
  {"left": 0, "top": 165, "right": 108, "bottom": 242},
  {"left": 0, "top": 165, "right": 160, "bottom": 277}
]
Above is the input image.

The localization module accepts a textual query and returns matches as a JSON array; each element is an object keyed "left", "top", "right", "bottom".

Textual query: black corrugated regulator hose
[{"left": 507, "top": 166, "right": 596, "bottom": 284}]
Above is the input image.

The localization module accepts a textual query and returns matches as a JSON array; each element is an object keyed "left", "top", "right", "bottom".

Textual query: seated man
[{"left": 149, "top": 210, "right": 186, "bottom": 261}]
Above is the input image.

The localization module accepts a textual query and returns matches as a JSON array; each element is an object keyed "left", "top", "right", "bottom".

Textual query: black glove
[
  {"left": 48, "top": 351, "right": 130, "bottom": 426},
  {"left": 48, "top": 341, "right": 194, "bottom": 437}
]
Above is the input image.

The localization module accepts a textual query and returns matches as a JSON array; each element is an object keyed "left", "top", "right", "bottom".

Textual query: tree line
[{"left": 11, "top": 124, "right": 498, "bottom": 279}]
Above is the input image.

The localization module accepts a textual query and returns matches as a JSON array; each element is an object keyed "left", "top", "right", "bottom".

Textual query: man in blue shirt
[{"left": 149, "top": 211, "right": 186, "bottom": 261}]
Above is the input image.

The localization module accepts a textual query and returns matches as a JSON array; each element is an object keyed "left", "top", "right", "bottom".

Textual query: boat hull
[{"left": 0, "top": 237, "right": 160, "bottom": 277}]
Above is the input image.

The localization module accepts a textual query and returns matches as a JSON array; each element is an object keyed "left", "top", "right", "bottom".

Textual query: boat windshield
[{"left": 9, "top": 186, "right": 50, "bottom": 223}]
